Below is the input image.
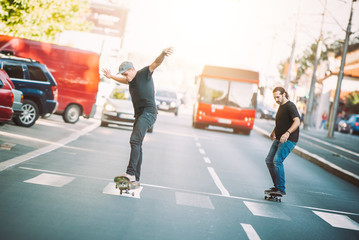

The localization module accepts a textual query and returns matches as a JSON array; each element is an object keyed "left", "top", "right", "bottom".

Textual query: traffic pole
[{"left": 327, "top": 0, "right": 356, "bottom": 138}]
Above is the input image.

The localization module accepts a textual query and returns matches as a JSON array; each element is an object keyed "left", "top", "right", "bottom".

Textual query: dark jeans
[{"left": 126, "top": 112, "right": 157, "bottom": 181}]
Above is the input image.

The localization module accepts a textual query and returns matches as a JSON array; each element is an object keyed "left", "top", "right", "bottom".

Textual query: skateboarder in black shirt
[
  {"left": 102, "top": 47, "right": 173, "bottom": 185},
  {"left": 265, "top": 87, "right": 300, "bottom": 196}
]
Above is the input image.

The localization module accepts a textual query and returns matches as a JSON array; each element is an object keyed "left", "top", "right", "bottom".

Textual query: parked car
[
  {"left": 0, "top": 53, "right": 58, "bottom": 127},
  {"left": 11, "top": 88, "right": 23, "bottom": 117},
  {"left": 338, "top": 114, "right": 359, "bottom": 134},
  {"left": 0, "top": 35, "right": 100, "bottom": 124},
  {"left": 0, "top": 69, "right": 22, "bottom": 117},
  {"left": 155, "top": 89, "right": 181, "bottom": 116},
  {"left": 101, "top": 86, "right": 153, "bottom": 132},
  {"left": 256, "top": 104, "right": 276, "bottom": 120},
  {"left": 0, "top": 69, "right": 14, "bottom": 125}
]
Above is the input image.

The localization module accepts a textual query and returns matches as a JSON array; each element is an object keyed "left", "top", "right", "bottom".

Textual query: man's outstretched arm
[
  {"left": 149, "top": 47, "right": 173, "bottom": 73},
  {"left": 101, "top": 68, "right": 129, "bottom": 84}
]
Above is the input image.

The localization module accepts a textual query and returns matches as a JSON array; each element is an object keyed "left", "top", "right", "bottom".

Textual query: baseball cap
[{"left": 117, "top": 61, "right": 134, "bottom": 74}]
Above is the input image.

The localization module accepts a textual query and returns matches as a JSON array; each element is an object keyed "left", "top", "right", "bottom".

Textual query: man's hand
[
  {"left": 270, "top": 131, "right": 276, "bottom": 141},
  {"left": 102, "top": 68, "right": 112, "bottom": 79},
  {"left": 149, "top": 47, "right": 174, "bottom": 73},
  {"left": 280, "top": 132, "right": 290, "bottom": 143},
  {"left": 162, "top": 47, "right": 174, "bottom": 57}
]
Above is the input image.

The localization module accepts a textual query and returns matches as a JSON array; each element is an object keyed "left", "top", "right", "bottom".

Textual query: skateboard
[
  {"left": 264, "top": 191, "right": 282, "bottom": 202},
  {"left": 114, "top": 176, "right": 136, "bottom": 196}
]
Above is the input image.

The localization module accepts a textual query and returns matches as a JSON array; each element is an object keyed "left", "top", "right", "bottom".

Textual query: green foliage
[
  {"left": 278, "top": 33, "right": 359, "bottom": 81},
  {"left": 0, "top": 0, "right": 93, "bottom": 42},
  {"left": 345, "top": 91, "right": 359, "bottom": 114}
]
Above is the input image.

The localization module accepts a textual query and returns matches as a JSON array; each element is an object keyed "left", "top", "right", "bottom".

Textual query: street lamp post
[{"left": 327, "top": 0, "right": 356, "bottom": 138}]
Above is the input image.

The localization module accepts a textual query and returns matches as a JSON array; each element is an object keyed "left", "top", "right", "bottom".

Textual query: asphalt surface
[
  {"left": 254, "top": 119, "right": 359, "bottom": 186},
  {"left": 0, "top": 113, "right": 358, "bottom": 239}
]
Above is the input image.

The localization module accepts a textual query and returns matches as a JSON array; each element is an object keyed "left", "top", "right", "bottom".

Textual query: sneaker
[
  {"left": 270, "top": 189, "right": 286, "bottom": 196},
  {"left": 129, "top": 181, "right": 140, "bottom": 189},
  {"left": 120, "top": 173, "right": 136, "bottom": 182},
  {"left": 264, "top": 187, "right": 276, "bottom": 194}
]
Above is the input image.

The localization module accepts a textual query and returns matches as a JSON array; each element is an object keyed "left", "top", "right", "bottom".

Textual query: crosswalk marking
[
  {"left": 313, "top": 211, "right": 359, "bottom": 231},
  {"left": 24, "top": 173, "right": 75, "bottom": 187},
  {"left": 175, "top": 192, "right": 215, "bottom": 209},
  {"left": 103, "top": 182, "right": 143, "bottom": 199},
  {"left": 244, "top": 201, "right": 290, "bottom": 220},
  {"left": 241, "top": 223, "right": 261, "bottom": 240}
]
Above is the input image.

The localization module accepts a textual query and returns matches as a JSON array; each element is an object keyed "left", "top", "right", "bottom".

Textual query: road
[{"left": 0, "top": 113, "right": 359, "bottom": 240}]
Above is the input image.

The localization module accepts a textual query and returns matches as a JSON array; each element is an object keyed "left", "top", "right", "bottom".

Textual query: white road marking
[
  {"left": 103, "top": 182, "right": 142, "bottom": 199},
  {"left": 199, "top": 148, "right": 206, "bottom": 155},
  {"left": 0, "top": 143, "right": 16, "bottom": 150},
  {"left": 196, "top": 142, "right": 201, "bottom": 147},
  {"left": 300, "top": 138, "right": 359, "bottom": 165},
  {"left": 203, "top": 157, "right": 211, "bottom": 164},
  {"left": 241, "top": 223, "right": 261, "bottom": 240},
  {"left": 24, "top": 173, "right": 75, "bottom": 187},
  {"left": 19, "top": 167, "right": 359, "bottom": 217},
  {"left": 207, "top": 167, "right": 230, "bottom": 197},
  {"left": 313, "top": 211, "right": 359, "bottom": 231},
  {"left": 175, "top": 192, "right": 214, "bottom": 209},
  {"left": 0, "top": 121, "right": 99, "bottom": 171},
  {"left": 295, "top": 146, "right": 359, "bottom": 183},
  {"left": 244, "top": 201, "right": 290, "bottom": 220},
  {"left": 302, "top": 133, "right": 359, "bottom": 157}
]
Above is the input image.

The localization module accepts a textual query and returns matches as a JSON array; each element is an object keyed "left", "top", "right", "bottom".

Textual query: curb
[{"left": 253, "top": 125, "right": 359, "bottom": 187}]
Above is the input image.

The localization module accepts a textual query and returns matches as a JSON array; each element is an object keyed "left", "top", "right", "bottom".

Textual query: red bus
[{"left": 192, "top": 65, "right": 259, "bottom": 135}]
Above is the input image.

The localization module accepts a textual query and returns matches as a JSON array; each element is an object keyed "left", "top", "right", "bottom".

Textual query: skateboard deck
[
  {"left": 114, "top": 176, "right": 139, "bottom": 196},
  {"left": 264, "top": 191, "right": 282, "bottom": 202}
]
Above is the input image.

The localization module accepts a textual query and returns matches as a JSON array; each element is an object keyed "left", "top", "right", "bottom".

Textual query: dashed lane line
[
  {"left": 17, "top": 166, "right": 359, "bottom": 216},
  {"left": 207, "top": 167, "right": 230, "bottom": 197}
]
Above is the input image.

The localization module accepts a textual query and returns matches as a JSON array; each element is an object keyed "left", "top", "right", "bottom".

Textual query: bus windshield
[{"left": 199, "top": 78, "right": 257, "bottom": 109}]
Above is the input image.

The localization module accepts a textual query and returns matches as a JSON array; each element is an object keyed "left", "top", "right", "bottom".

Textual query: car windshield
[
  {"left": 156, "top": 90, "right": 177, "bottom": 99},
  {"left": 110, "top": 88, "right": 131, "bottom": 100},
  {"left": 198, "top": 78, "right": 257, "bottom": 109}
]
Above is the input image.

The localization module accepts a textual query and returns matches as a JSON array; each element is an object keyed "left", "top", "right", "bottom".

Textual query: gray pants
[{"left": 126, "top": 112, "right": 157, "bottom": 181}]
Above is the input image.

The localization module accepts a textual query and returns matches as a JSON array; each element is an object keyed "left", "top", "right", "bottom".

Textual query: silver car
[{"left": 101, "top": 86, "right": 153, "bottom": 132}]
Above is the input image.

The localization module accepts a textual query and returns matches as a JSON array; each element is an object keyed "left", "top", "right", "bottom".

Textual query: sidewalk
[{"left": 253, "top": 119, "right": 359, "bottom": 187}]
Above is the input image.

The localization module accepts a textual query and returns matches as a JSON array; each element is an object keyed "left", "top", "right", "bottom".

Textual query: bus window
[
  {"left": 199, "top": 78, "right": 229, "bottom": 105},
  {"left": 228, "top": 81, "right": 257, "bottom": 109}
]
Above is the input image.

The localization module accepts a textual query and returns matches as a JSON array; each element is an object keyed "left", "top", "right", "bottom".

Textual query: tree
[
  {"left": 0, "top": 0, "right": 93, "bottom": 42},
  {"left": 345, "top": 91, "right": 359, "bottom": 114}
]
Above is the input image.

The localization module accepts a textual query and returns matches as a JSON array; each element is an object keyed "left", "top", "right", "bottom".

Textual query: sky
[{"left": 122, "top": 0, "right": 359, "bottom": 76}]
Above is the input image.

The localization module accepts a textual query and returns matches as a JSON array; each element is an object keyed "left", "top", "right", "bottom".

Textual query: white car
[{"left": 101, "top": 86, "right": 153, "bottom": 132}]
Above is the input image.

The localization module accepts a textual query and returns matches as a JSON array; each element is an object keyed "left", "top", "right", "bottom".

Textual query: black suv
[{"left": 0, "top": 53, "right": 58, "bottom": 127}]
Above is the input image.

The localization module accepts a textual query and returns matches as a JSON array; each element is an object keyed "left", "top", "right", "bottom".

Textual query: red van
[
  {"left": 0, "top": 69, "right": 14, "bottom": 124},
  {"left": 0, "top": 35, "right": 100, "bottom": 123}
]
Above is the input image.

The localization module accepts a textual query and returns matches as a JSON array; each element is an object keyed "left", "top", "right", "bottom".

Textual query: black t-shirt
[
  {"left": 129, "top": 66, "right": 158, "bottom": 117},
  {"left": 274, "top": 101, "right": 300, "bottom": 143}
]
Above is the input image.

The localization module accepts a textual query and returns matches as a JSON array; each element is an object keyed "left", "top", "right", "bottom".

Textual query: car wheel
[
  {"left": 13, "top": 99, "right": 39, "bottom": 127},
  {"left": 100, "top": 121, "right": 108, "bottom": 127},
  {"left": 63, "top": 104, "right": 81, "bottom": 124}
]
